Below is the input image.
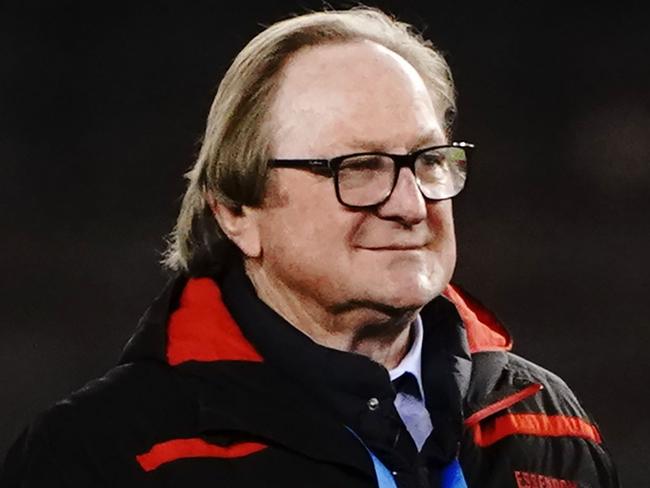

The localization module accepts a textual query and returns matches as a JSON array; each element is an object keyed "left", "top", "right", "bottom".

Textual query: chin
[
  {"left": 346, "top": 251, "right": 454, "bottom": 311},
  {"left": 376, "top": 270, "right": 443, "bottom": 310}
]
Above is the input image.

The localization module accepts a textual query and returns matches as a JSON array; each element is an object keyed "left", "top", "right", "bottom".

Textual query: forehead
[{"left": 269, "top": 40, "right": 445, "bottom": 158}]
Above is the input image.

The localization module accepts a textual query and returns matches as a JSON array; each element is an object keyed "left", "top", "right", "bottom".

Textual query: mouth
[{"left": 361, "top": 243, "right": 429, "bottom": 251}]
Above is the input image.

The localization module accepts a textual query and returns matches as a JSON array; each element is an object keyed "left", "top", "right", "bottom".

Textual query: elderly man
[{"left": 2, "top": 7, "right": 618, "bottom": 488}]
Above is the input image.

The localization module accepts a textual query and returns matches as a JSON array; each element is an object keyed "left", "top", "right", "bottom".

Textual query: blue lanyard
[
  {"left": 348, "top": 428, "right": 467, "bottom": 488},
  {"left": 441, "top": 458, "right": 468, "bottom": 488},
  {"left": 365, "top": 447, "right": 399, "bottom": 488}
]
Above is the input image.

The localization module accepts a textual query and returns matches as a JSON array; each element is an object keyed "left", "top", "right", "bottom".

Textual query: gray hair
[{"left": 162, "top": 7, "right": 457, "bottom": 275}]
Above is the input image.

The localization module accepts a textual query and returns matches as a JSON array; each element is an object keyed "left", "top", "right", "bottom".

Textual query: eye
[
  {"left": 418, "top": 150, "right": 447, "bottom": 168},
  {"left": 339, "top": 155, "right": 390, "bottom": 172}
]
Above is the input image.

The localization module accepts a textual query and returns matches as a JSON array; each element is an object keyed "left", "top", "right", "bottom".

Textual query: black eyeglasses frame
[{"left": 268, "top": 141, "right": 475, "bottom": 209}]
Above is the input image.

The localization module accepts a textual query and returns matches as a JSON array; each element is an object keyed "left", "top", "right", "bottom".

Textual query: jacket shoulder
[
  {"left": 1, "top": 361, "right": 194, "bottom": 487},
  {"left": 503, "top": 352, "right": 590, "bottom": 419}
]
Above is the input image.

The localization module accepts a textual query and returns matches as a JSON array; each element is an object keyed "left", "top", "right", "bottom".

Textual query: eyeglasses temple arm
[{"left": 268, "top": 159, "right": 330, "bottom": 169}]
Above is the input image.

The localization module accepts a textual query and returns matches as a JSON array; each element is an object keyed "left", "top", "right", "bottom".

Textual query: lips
[
  {"left": 361, "top": 242, "right": 429, "bottom": 250},
  {"left": 354, "top": 228, "right": 433, "bottom": 251}
]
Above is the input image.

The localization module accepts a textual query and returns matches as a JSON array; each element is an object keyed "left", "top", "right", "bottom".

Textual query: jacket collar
[
  {"left": 119, "top": 270, "right": 513, "bottom": 367},
  {"left": 442, "top": 285, "right": 513, "bottom": 354},
  {"left": 443, "top": 288, "right": 542, "bottom": 422}
]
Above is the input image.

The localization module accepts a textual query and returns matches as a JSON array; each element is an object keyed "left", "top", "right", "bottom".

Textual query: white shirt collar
[{"left": 388, "top": 314, "right": 425, "bottom": 399}]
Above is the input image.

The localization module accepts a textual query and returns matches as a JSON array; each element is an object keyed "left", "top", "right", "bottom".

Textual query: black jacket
[{"left": 1, "top": 267, "right": 619, "bottom": 487}]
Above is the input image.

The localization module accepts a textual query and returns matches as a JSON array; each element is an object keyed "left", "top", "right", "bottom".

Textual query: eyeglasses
[{"left": 268, "top": 142, "right": 474, "bottom": 208}]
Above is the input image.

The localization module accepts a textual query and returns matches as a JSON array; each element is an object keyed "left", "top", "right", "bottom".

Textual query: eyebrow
[
  {"left": 344, "top": 132, "right": 446, "bottom": 153},
  {"left": 410, "top": 132, "right": 447, "bottom": 150}
]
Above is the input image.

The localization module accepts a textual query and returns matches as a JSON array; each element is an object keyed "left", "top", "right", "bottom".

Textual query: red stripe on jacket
[
  {"left": 465, "top": 384, "right": 544, "bottom": 427},
  {"left": 136, "top": 438, "right": 268, "bottom": 472},
  {"left": 470, "top": 413, "right": 603, "bottom": 447}
]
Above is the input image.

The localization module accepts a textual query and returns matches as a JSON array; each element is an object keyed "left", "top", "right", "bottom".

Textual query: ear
[{"left": 206, "top": 193, "right": 262, "bottom": 259}]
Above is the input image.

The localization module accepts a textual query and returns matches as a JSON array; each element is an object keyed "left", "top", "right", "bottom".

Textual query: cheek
[
  {"left": 428, "top": 201, "right": 457, "bottom": 277},
  {"left": 258, "top": 178, "right": 359, "bottom": 264},
  {"left": 428, "top": 200, "right": 455, "bottom": 246},
  {"left": 294, "top": 210, "right": 361, "bottom": 260}
]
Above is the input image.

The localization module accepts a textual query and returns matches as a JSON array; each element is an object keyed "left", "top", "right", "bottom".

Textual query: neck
[{"left": 245, "top": 262, "right": 416, "bottom": 369}]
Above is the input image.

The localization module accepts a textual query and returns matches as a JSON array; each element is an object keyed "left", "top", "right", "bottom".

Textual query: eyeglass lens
[{"left": 337, "top": 146, "right": 468, "bottom": 207}]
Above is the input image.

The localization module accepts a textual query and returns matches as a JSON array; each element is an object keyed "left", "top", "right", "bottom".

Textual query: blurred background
[{"left": 1, "top": 1, "right": 648, "bottom": 485}]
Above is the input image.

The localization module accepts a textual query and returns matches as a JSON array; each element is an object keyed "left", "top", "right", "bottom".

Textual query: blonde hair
[{"left": 163, "top": 7, "right": 457, "bottom": 275}]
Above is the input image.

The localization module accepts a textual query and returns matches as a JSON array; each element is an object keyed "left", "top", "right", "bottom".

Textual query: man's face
[{"left": 251, "top": 40, "right": 456, "bottom": 317}]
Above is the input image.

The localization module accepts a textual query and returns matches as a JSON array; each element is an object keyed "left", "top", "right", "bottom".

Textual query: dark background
[{"left": 1, "top": 1, "right": 648, "bottom": 485}]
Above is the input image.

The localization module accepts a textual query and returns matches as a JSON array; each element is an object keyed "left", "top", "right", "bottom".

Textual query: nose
[{"left": 376, "top": 167, "right": 427, "bottom": 225}]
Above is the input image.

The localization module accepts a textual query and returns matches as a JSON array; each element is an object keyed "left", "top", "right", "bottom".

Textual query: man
[{"left": 1, "top": 7, "right": 619, "bottom": 488}]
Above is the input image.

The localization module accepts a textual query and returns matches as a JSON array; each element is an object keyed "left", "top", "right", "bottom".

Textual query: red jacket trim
[
  {"left": 166, "top": 278, "right": 263, "bottom": 365},
  {"left": 470, "top": 413, "right": 603, "bottom": 448},
  {"left": 136, "top": 438, "right": 268, "bottom": 472},
  {"left": 443, "top": 284, "right": 513, "bottom": 353},
  {"left": 464, "top": 383, "right": 543, "bottom": 427}
]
